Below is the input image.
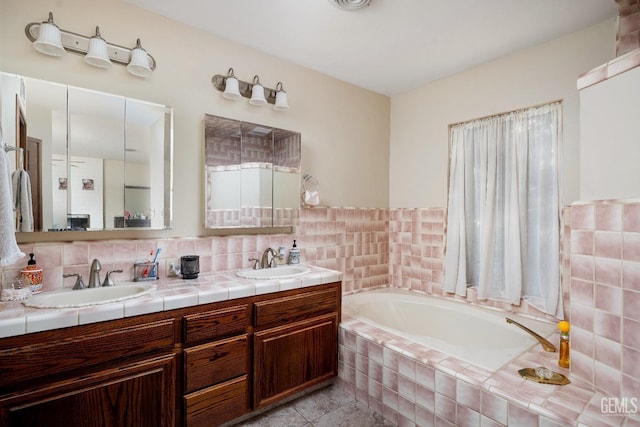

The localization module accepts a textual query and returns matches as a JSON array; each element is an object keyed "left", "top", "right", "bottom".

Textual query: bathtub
[{"left": 342, "top": 288, "right": 557, "bottom": 372}]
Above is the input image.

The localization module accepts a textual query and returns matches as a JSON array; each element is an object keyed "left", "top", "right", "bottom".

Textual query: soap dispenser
[
  {"left": 288, "top": 240, "right": 300, "bottom": 265},
  {"left": 21, "top": 253, "right": 43, "bottom": 294}
]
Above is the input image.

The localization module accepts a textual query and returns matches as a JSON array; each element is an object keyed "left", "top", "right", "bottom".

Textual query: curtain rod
[{"left": 448, "top": 99, "right": 563, "bottom": 128}]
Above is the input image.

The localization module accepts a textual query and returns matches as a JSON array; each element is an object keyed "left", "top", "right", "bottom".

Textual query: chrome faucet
[
  {"left": 506, "top": 318, "right": 557, "bottom": 352},
  {"left": 260, "top": 248, "right": 278, "bottom": 269},
  {"left": 88, "top": 259, "right": 102, "bottom": 288}
]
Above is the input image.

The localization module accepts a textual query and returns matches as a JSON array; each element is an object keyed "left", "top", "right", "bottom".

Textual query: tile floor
[{"left": 235, "top": 383, "right": 394, "bottom": 427}]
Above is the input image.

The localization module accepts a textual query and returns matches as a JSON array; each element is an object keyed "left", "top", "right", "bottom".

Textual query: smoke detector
[{"left": 328, "top": 0, "right": 372, "bottom": 11}]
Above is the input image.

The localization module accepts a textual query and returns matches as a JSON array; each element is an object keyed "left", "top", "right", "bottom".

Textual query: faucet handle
[
  {"left": 63, "top": 273, "right": 85, "bottom": 290},
  {"left": 248, "top": 258, "right": 261, "bottom": 269},
  {"left": 102, "top": 269, "right": 123, "bottom": 287}
]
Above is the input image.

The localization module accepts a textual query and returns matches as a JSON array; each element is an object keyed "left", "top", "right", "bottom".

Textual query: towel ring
[{"left": 302, "top": 174, "right": 319, "bottom": 192}]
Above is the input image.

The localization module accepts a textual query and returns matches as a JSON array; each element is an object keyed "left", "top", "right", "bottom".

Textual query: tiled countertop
[{"left": 0, "top": 264, "right": 342, "bottom": 339}]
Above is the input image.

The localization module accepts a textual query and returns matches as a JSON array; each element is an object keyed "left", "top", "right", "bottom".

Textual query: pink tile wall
[
  {"left": 617, "top": 12, "right": 640, "bottom": 57},
  {"left": 388, "top": 208, "right": 446, "bottom": 293},
  {"left": 569, "top": 200, "right": 640, "bottom": 399},
  {"left": 2, "top": 207, "right": 389, "bottom": 294},
  {"left": 387, "top": 207, "right": 567, "bottom": 321}
]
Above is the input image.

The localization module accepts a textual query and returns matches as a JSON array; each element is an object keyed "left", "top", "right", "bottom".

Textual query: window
[{"left": 443, "top": 102, "right": 562, "bottom": 316}]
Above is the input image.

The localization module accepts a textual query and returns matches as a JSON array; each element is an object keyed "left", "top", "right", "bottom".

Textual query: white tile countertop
[{"left": 0, "top": 264, "right": 342, "bottom": 339}]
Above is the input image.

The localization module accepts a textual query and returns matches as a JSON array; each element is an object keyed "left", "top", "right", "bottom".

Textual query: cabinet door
[
  {"left": 253, "top": 314, "right": 338, "bottom": 409},
  {"left": 0, "top": 353, "right": 176, "bottom": 427}
]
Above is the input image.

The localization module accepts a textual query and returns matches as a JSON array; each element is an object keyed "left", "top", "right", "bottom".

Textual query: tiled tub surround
[
  {"left": 338, "top": 317, "right": 638, "bottom": 427},
  {"left": 0, "top": 265, "right": 341, "bottom": 339}
]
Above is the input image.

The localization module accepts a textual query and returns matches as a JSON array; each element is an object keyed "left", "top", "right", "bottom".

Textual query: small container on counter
[
  {"left": 288, "top": 240, "right": 300, "bottom": 265},
  {"left": 21, "top": 253, "right": 43, "bottom": 294},
  {"left": 133, "top": 262, "right": 159, "bottom": 282},
  {"left": 180, "top": 255, "right": 200, "bottom": 279},
  {"left": 1, "top": 277, "right": 32, "bottom": 302}
]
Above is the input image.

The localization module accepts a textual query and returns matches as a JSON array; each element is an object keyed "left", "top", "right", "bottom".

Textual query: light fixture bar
[
  {"left": 25, "top": 21, "right": 157, "bottom": 70},
  {"left": 212, "top": 74, "right": 278, "bottom": 105}
]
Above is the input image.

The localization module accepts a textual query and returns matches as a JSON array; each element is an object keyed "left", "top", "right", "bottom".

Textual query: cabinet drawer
[
  {"left": 184, "top": 375, "right": 249, "bottom": 427},
  {"left": 0, "top": 318, "right": 176, "bottom": 386},
  {"left": 254, "top": 288, "right": 338, "bottom": 329},
  {"left": 183, "top": 305, "right": 248, "bottom": 345},
  {"left": 183, "top": 334, "right": 248, "bottom": 393}
]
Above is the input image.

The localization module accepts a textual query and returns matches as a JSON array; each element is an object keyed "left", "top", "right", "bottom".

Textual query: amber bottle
[{"left": 558, "top": 321, "right": 570, "bottom": 369}]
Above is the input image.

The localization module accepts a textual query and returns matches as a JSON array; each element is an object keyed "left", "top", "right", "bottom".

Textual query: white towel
[
  {"left": 12, "top": 168, "right": 34, "bottom": 232},
  {"left": 0, "top": 147, "right": 25, "bottom": 266}
]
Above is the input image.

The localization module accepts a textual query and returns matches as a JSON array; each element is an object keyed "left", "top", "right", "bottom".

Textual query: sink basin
[
  {"left": 23, "top": 283, "right": 155, "bottom": 309},
  {"left": 236, "top": 266, "right": 310, "bottom": 279}
]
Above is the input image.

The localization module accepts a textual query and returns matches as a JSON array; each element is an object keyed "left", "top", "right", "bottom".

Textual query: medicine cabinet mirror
[
  {"left": 0, "top": 72, "right": 173, "bottom": 234},
  {"left": 204, "top": 114, "right": 300, "bottom": 229}
]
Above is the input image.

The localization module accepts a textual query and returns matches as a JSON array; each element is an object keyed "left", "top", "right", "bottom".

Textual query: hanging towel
[
  {"left": 12, "top": 168, "right": 34, "bottom": 232},
  {"left": 0, "top": 147, "right": 25, "bottom": 266}
]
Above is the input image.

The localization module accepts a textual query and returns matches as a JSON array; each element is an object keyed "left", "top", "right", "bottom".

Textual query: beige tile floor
[{"left": 235, "top": 383, "right": 394, "bottom": 427}]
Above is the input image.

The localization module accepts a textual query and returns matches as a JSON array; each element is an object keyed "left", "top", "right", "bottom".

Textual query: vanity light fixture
[
  {"left": 32, "top": 12, "right": 65, "bottom": 57},
  {"left": 249, "top": 75, "right": 267, "bottom": 106},
  {"left": 126, "top": 39, "right": 153, "bottom": 77},
  {"left": 25, "top": 12, "right": 157, "bottom": 77},
  {"left": 273, "top": 82, "right": 289, "bottom": 111},
  {"left": 84, "top": 27, "right": 112, "bottom": 69},
  {"left": 221, "top": 68, "right": 242, "bottom": 100},
  {"left": 212, "top": 69, "right": 290, "bottom": 111}
]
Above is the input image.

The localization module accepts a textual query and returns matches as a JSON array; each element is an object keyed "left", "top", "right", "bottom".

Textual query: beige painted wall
[
  {"left": 0, "top": 0, "right": 390, "bottom": 238},
  {"left": 389, "top": 19, "right": 616, "bottom": 208},
  {"left": 580, "top": 66, "right": 640, "bottom": 201}
]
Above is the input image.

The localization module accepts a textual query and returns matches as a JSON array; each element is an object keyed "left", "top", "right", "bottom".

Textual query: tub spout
[{"left": 506, "top": 318, "right": 556, "bottom": 352}]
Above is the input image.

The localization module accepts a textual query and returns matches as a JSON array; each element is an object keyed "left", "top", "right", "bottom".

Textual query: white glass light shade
[
  {"left": 127, "top": 40, "right": 152, "bottom": 77},
  {"left": 273, "top": 83, "right": 289, "bottom": 111},
  {"left": 84, "top": 29, "right": 112, "bottom": 68},
  {"left": 33, "top": 21, "right": 65, "bottom": 57},
  {"left": 249, "top": 80, "right": 267, "bottom": 106},
  {"left": 222, "top": 76, "right": 241, "bottom": 100}
]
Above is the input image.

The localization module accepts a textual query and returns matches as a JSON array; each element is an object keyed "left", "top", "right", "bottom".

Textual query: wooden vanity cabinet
[
  {"left": 0, "top": 281, "right": 341, "bottom": 427},
  {"left": 253, "top": 286, "right": 340, "bottom": 409}
]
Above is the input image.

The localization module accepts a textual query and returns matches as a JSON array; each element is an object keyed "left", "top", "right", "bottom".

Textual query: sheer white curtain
[{"left": 443, "top": 102, "right": 562, "bottom": 317}]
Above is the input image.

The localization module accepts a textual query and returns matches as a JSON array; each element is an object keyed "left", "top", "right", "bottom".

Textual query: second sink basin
[
  {"left": 236, "top": 266, "right": 310, "bottom": 279},
  {"left": 24, "top": 283, "right": 154, "bottom": 309}
]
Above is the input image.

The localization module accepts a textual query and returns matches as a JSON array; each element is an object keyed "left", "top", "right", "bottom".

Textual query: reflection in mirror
[
  {"left": 0, "top": 72, "right": 173, "bottom": 232},
  {"left": 204, "top": 114, "right": 300, "bottom": 228}
]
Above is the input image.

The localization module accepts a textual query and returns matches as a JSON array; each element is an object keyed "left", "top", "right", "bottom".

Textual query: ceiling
[{"left": 125, "top": 0, "right": 618, "bottom": 96}]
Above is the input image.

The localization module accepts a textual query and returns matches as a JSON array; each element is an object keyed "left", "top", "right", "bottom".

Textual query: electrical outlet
[{"left": 165, "top": 258, "right": 179, "bottom": 277}]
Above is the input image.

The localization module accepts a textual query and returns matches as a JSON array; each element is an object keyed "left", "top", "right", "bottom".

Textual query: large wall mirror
[
  {"left": 0, "top": 72, "right": 173, "bottom": 234},
  {"left": 204, "top": 114, "right": 300, "bottom": 229}
]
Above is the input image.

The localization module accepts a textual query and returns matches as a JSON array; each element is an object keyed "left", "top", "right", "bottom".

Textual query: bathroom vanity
[{"left": 0, "top": 278, "right": 341, "bottom": 427}]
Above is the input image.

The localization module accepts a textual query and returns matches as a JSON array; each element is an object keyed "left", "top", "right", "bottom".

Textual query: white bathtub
[{"left": 342, "top": 288, "right": 557, "bottom": 372}]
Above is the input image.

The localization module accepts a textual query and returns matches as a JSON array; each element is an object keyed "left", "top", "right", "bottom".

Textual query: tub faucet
[
  {"left": 506, "top": 318, "right": 556, "bottom": 352},
  {"left": 260, "top": 248, "right": 278, "bottom": 269},
  {"left": 88, "top": 259, "right": 102, "bottom": 288}
]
